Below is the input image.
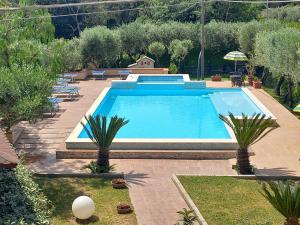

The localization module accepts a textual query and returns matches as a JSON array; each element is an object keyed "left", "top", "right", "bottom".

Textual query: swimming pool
[{"left": 66, "top": 75, "right": 275, "bottom": 150}]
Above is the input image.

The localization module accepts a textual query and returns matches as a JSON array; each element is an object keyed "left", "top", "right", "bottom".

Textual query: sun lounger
[
  {"left": 52, "top": 86, "right": 80, "bottom": 99},
  {"left": 118, "top": 70, "right": 131, "bottom": 80},
  {"left": 92, "top": 70, "right": 105, "bottom": 80},
  {"left": 57, "top": 78, "right": 71, "bottom": 86},
  {"left": 45, "top": 97, "right": 63, "bottom": 117},
  {"left": 63, "top": 73, "right": 77, "bottom": 82}
]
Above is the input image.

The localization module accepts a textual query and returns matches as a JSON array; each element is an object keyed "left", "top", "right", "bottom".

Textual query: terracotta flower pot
[
  {"left": 211, "top": 75, "right": 222, "bottom": 82},
  {"left": 111, "top": 179, "right": 127, "bottom": 189},
  {"left": 247, "top": 76, "right": 254, "bottom": 86},
  {"left": 117, "top": 204, "right": 132, "bottom": 214},
  {"left": 253, "top": 81, "right": 262, "bottom": 89}
]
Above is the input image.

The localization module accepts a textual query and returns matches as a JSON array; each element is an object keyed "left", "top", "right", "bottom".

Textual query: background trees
[
  {"left": 148, "top": 42, "right": 166, "bottom": 67},
  {"left": 254, "top": 28, "right": 300, "bottom": 107},
  {"left": 79, "top": 26, "right": 121, "bottom": 68}
]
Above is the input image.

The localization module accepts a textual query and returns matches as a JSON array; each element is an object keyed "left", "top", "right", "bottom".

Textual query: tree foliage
[
  {"left": 148, "top": 42, "right": 166, "bottom": 66},
  {"left": 0, "top": 65, "right": 53, "bottom": 130},
  {"left": 239, "top": 20, "right": 283, "bottom": 54},
  {"left": 261, "top": 5, "right": 300, "bottom": 22},
  {"left": 254, "top": 28, "right": 300, "bottom": 106},
  {"left": 79, "top": 26, "right": 121, "bottom": 68},
  {"left": 0, "top": 9, "right": 54, "bottom": 67}
]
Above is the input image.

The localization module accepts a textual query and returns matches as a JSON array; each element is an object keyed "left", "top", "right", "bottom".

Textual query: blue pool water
[
  {"left": 137, "top": 76, "right": 184, "bottom": 83},
  {"left": 79, "top": 88, "right": 263, "bottom": 139}
]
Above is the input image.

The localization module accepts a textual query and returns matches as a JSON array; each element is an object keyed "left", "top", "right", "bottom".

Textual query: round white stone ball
[{"left": 72, "top": 196, "right": 95, "bottom": 220}]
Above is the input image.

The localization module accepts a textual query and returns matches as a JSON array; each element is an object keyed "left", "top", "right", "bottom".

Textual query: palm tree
[
  {"left": 219, "top": 113, "right": 276, "bottom": 174},
  {"left": 261, "top": 181, "right": 300, "bottom": 225},
  {"left": 81, "top": 115, "right": 128, "bottom": 173}
]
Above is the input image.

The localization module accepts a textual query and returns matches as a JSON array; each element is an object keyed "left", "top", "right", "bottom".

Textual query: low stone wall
[{"left": 56, "top": 149, "right": 238, "bottom": 160}]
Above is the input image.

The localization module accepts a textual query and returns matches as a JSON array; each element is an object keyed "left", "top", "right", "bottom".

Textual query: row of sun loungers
[{"left": 92, "top": 70, "right": 131, "bottom": 80}]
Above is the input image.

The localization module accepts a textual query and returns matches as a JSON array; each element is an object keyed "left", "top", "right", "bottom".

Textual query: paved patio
[{"left": 15, "top": 78, "right": 300, "bottom": 225}]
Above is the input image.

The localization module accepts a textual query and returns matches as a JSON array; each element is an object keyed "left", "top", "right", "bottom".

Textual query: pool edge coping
[{"left": 65, "top": 83, "right": 275, "bottom": 149}]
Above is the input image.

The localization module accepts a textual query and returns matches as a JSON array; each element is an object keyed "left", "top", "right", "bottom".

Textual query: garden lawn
[
  {"left": 179, "top": 176, "right": 284, "bottom": 225},
  {"left": 35, "top": 177, "right": 137, "bottom": 225}
]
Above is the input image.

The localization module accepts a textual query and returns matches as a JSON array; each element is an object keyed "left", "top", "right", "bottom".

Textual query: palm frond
[
  {"left": 261, "top": 181, "right": 300, "bottom": 219},
  {"left": 219, "top": 113, "right": 276, "bottom": 149}
]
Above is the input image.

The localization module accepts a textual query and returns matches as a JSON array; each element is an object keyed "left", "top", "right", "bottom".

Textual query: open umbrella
[{"left": 224, "top": 51, "right": 248, "bottom": 72}]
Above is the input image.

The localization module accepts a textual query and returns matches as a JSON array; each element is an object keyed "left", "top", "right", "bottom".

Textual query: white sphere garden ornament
[{"left": 72, "top": 196, "right": 95, "bottom": 220}]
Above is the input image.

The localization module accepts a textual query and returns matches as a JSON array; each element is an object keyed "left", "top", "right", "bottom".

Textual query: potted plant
[
  {"left": 211, "top": 74, "right": 222, "bottom": 81},
  {"left": 111, "top": 178, "right": 127, "bottom": 189},
  {"left": 117, "top": 203, "right": 132, "bottom": 214},
  {"left": 253, "top": 76, "right": 262, "bottom": 89},
  {"left": 246, "top": 56, "right": 256, "bottom": 86},
  {"left": 247, "top": 75, "right": 254, "bottom": 86}
]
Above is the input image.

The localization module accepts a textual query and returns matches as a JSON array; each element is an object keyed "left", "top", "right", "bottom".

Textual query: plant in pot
[
  {"left": 0, "top": 109, "right": 19, "bottom": 143},
  {"left": 211, "top": 74, "right": 222, "bottom": 82},
  {"left": 261, "top": 181, "right": 300, "bottom": 225},
  {"left": 219, "top": 113, "right": 276, "bottom": 174},
  {"left": 117, "top": 203, "right": 132, "bottom": 214},
  {"left": 246, "top": 61, "right": 256, "bottom": 86},
  {"left": 81, "top": 115, "right": 128, "bottom": 173},
  {"left": 111, "top": 178, "right": 127, "bottom": 189},
  {"left": 253, "top": 76, "right": 262, "bottom": 89}
]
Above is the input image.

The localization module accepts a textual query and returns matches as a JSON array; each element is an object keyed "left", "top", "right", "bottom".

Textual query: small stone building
[{"left": 128, "top": 56, "right": 155, "bottom": 68}]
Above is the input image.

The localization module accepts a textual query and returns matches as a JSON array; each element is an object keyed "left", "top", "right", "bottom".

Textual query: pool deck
[{"left": 15, "top": 78, "right": 300, "bottom": 225}]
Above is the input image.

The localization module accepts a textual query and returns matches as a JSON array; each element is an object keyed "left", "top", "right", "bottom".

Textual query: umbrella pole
[{"left": 235, "top": 61, "right": 237, "bottom": 72}]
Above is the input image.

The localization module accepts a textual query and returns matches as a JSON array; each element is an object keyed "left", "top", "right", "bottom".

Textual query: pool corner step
[{"left": 56, "top": 149, "right": 249, "bottom": 160}]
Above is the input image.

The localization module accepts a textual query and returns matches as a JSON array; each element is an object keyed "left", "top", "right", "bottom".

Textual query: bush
[
  {"left": 169, "top": 63, "right": 178, "bottom": 74},
  {"left": 261, "top": 5, "right": 300, "bottom": 22},
  {"left": 0, "top": 65, "right": 53, "bottom": 130},
  {"left": 205, "top": 21, "right": 241, "bottom": 54},
  {"left": 62, "top": 38, "right": 83, "bottom": 71},
  {"left": 79, "top": 26, "right": 121, "bottom": 68},
  {"left": 239, "top": 20, "right": 283, "bottom": 54},
  {"left": 0, "top": 164, "right": 52, "bottom": 225},
  {"left": 148, "top": 42, "right": 166, "bottom": 66}
]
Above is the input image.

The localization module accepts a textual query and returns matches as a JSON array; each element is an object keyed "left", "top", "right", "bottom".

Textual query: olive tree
[
  {"left": 239, "top": 20, "right": 283, "bottom": 54},
  {"left": 168, "top": 39, "right": 193, "bottom": 72},
  {"left": 148, "top": 42, "right": 165, "bottom": 67},
  {"left": 0, "top": 65, "right": 53, "bottom": 133},
  {"left": 205, "top": 21, "right": 241, "bottom": 54},
  {"left": 254, "top": 28, "right": 300, "bottom": 107},
  {"left": 79, "top": 26, "right": 121, "bottom": 68}
]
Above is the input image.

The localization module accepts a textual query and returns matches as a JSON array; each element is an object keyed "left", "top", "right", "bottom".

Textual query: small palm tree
[
  {"left": 219, "top": 113, "right": 276, "bottom": 174},
  {"left": 261, "top": 181, "right": 300, "bottom": 225},
  {"left": 81, "top": 115, "right": 128, "bottom": 173}
]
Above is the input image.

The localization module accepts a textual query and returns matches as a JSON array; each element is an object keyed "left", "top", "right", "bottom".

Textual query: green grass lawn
[
  {"left": 35, "top": 177, "right": 137, "bottom": 225},
  {"left": 179, "top": 176, "right": 285, "bottom": 225},
  {"left": 263, "top": 86, "right": 300, "bottom": 120}
]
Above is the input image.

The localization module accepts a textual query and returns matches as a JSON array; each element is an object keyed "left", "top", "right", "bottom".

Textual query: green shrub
[
  {"left": 79, "top": 26, "right": 121, "bottom": 68},
  {"left": 62, "top": 38, "right": 83, "bottom": 71},
  {"left": 169, "top": 63, "right": 178, "bottom": 74},
  {"left": 0, "top": 65, "right": 53, "bottom": 130},
  {"left": 0, "top": 164, "right": 52, "bottom": 225}
]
